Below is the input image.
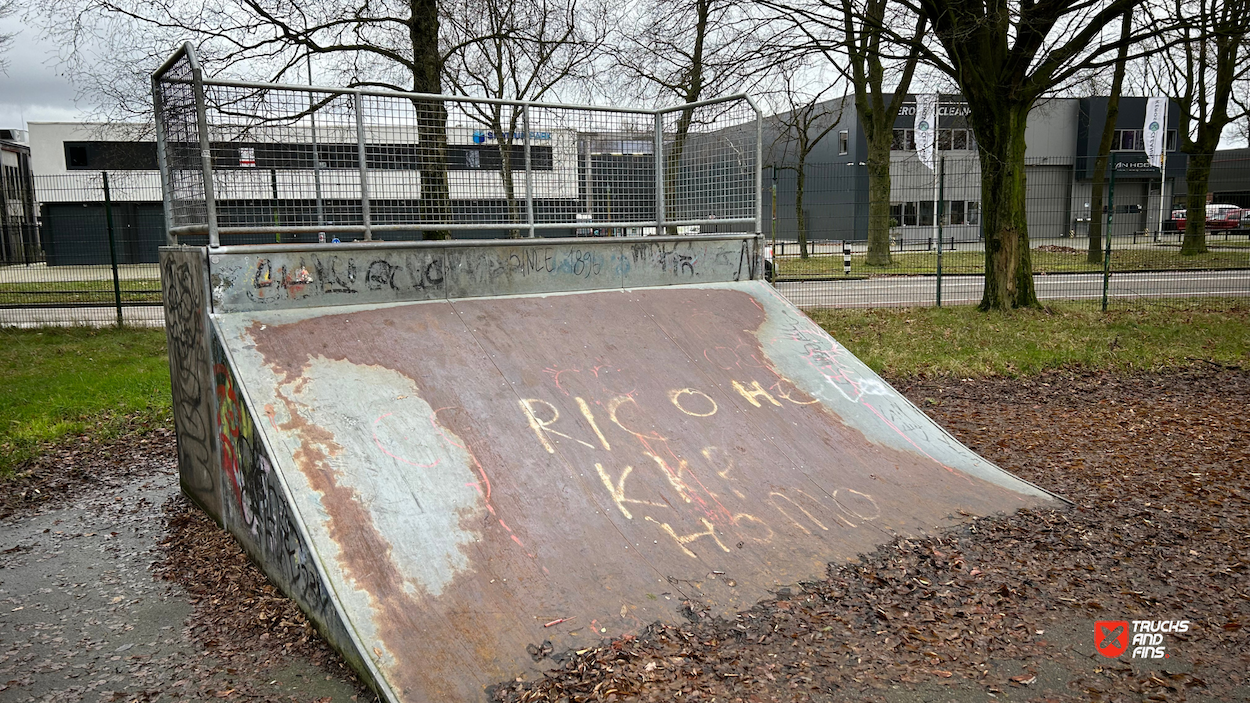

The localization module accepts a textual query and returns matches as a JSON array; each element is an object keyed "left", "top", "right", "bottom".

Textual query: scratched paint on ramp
[{"left": 212, "top": 280, "right": 1059, "bottom": 702}]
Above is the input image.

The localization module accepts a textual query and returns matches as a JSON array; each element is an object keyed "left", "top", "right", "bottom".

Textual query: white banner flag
[
  {"left": 1143, "top": 97, "right": 1168, "bottom": 169},
  {"left": 915, "top": 94, "right": 939, "bottom": 171}
]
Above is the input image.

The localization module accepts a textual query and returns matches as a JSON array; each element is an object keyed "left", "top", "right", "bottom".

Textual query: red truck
[{"left": 1171, "top": 204, "right": 1246, "bottom": 230}]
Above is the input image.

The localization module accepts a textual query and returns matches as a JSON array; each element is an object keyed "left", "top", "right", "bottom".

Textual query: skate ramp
[{"left": 164, "top": 237, "right": 1059, "bottom": 702}]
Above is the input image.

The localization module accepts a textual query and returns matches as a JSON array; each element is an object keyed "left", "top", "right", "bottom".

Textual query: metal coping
[{"left": 204, "top": 232, "right": 759, "bottom": 255}]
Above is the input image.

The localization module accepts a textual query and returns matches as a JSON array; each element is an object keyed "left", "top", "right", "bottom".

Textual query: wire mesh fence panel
[
  {"left": 153, "top": 45, "right": 762, "bottom": 243},
  {"left": 0, "top": 173, "right": 164, "bottom": 328},
  {"left": 659, "top": 100, "right": 760, "bottom": 233}
]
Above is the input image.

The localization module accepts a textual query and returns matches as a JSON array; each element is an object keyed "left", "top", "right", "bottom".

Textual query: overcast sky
[
  {"left": 0, "top": 12, "right": 1245, "bottom": 149},
  {"left": 0, "top": 15, "right": 85, "bottom": 128}
]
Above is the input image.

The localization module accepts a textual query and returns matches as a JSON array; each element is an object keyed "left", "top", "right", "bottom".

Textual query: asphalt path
[
  {"left": 776, "top": 270, "right": 1250, "bottom": 307},
  {"left": 1, "top": 270, "right": 1246, "bottom": 327}
]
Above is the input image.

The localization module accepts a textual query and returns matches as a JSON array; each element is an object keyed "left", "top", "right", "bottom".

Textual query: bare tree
[
  {"left": 442, "top": 0, "right": 605, "bottom": 236},
  {"left": 1087, "top": 11, "right": 1134, "bottom": 264},
  {"left": 0, "top": 0, "right": 16, "bottom": 74},
  {"left": 34, "top": 0, "right": 602, "bottom": 239},
  {"left": 764, "top": 0, "right": 926, "bottom": 266},
  {"left": 608, "top": 0, "right": 785, "bottom": 232},
  {"left": 770, "top": 69, "right": 847, "bottom": 258},
  {"left": 1145, "top": 0, "right": 1250, "bottom": 255},
  {"left": 893, "top": 0, "right": 1174, "bottom": 310}
]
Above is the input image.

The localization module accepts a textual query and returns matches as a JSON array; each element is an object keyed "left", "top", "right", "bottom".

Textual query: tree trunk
[
  {"left": 410, "top": 0, "right": 450, "bottom": 240},
  {"left": 1182, "top": 150, "right": 1213, "bottom": 255},
  {"left": 865, "top": 135, "right": 892, "bottom": 265},
  {"left": 796, "top": 160, "right": 809, "bottom": 258},
  {"left": 1087, "top": 156, "right": 1110, "bottom": 263},
  {"left": 1088, "top": 12, "right": 1131, "bottom": 263},
  {"left": 974, "top": 102, "right": 1038, "bottom": 310}
]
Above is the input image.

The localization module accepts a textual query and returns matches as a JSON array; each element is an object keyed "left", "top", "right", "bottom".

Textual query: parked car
[{"left": 1171, "top": 204, "right": 1246, "bottom": 231}]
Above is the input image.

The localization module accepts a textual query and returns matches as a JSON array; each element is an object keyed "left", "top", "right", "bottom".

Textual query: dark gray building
[{"left": 764, "top": 94, "right": 1187, "bottom": 242}]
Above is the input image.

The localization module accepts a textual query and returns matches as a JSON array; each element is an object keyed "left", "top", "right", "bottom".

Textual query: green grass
[
  {"left": 0, "top": 327, "right": 171, "bottom": 477},
  {"left": 0, "top": 280, "right": 163, "bottom": 306},
  {"left": 808, "top": 299, "right": 1250, "bottom": 378},
  {"left": 776, "top": 247, "right": 1250, "bottom": 278}
]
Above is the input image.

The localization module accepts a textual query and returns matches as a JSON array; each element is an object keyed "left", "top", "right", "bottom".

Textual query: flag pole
[{"left": 1157, "top": 101, "right": 1168, "bottom": 242}]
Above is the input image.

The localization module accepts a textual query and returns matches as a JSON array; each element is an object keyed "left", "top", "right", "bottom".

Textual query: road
[
  {"left": 776, "top": 270, "right": 1250, "bottom": 307},
  {"left": 1, "top": 270, "right": 1247, "bottom": 327}
]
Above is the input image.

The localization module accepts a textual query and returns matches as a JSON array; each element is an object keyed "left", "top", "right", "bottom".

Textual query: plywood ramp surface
[{"left": 213, "top": 280, "right": 1057, "bottom": 702}]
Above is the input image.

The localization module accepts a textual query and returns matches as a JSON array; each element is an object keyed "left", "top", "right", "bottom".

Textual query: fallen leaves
[{"left": 491, "top": 369, "right": 1250, "bottom": 702}]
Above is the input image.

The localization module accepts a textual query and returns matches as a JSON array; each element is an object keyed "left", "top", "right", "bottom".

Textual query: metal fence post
[
  {"left": 190, "top": 63, "right": 220, "bottom": 248},
  {"left": 936, "top": 156, "right": 945, "bottom": 307},
  {"left": 102, "top": 172, "right": 123, "bottom": 328},
  {"left": 654, "top": 112, "right": 665, "bottom": 235},
  {"left": 355, "top": 90, "right": 373, "bottom": 241},
  {"left": 523, "top": 104, "right": 536, "bottom": 238},
  {"left": 1101, "top": 165, "right": 1115, "bottom": 312},
  {"left": 151, "top": 76, "right": 175, "bottom": 246}
]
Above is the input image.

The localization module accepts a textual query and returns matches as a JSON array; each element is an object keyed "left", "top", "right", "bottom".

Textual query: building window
[
  {"left": 889, "top": 203, "right": 902, "bottom": 225},
  {"left": 967, "top": 201, "right": 980, "bottom": 225},
  {"left": 903, "top": 201, "right": 917, "bottom": 226},
  {"left": 949, "top": 200, "right": 965, "bottom": 225},
  {"left": 63, "top": 141, "right": 159, "bottom": 170},
  {"left": 919, "top": 201, "right": 934, "bottom": 226},
  {"left": 1111, "top": 128, "right": 1178, "bottom": 152},
  {"left": 891, "top": 129, "right": 917, "bottom": 151},
  {"left": 838, "top": 130, "right": 849, "bottom": 155}
]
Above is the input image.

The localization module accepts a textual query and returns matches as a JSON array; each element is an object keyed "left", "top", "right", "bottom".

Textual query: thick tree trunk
[
  {"left": 1182, "top": 151, "right": 1213, "bottom": 255},
  {"left": 865, "top": 136, "right": 892, "bottom": 265},
  {"left": 796, "top": 160, "right": 809, "bottom": 258},
  {"left": 411, "top": 0, "right": 451, "bottom": 240},
  {"left": 1087, "top": 156, "right": 1110, "bottom": 263},
  {"left": 974, "top": 102, "right": 1038, "bottom": 310},
  {"left": 1088, "top": 11, "right": 1131, "bottom": 264}
]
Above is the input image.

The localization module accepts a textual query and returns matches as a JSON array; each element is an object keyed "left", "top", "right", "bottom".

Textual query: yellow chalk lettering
[
  {"left": 595, "top": 463, "right": 664, "bottom": 520},
  {"left": 732, "top": 379, "right": 781, "bottom": 408},
  {"left": 769, "top": 489, "right": 850, "bottom": 532},
  {"left": 608, "top": 395, "right": 665, "bottom": 440},
  {"left": 669, "top": 388, "right": 718, "bottom": 417},
  {"left": 519, "top": 398, "right": 594, "bottom": 454},
  {"left": 833, "top": 488, "right": 880, "bottom": 522},
  {"left": 645, "top": 516, "right": 730, "bottom": 558},
  {"left": 576, "top": 396, "right": 611, "bottom": 451}
]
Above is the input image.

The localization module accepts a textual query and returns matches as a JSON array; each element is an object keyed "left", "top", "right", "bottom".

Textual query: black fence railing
[
  {"left": 762, "top": 155, "right": 1250, "bottom": 310},
  {"left": 0, "top": 173, "right": 164, "bottom": 327},
  {"left": 2, "top": 157, "right": 1248, "bottom": 327}
]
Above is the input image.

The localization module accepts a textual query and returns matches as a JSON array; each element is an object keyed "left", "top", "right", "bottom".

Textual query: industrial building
[{"left": 763, "top": 94, "right": 1187, "bottom": 242}]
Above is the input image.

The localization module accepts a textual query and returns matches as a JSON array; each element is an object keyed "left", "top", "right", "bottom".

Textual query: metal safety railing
[{"left": 152, "top": 43, "right": 763, "bottom": 247}]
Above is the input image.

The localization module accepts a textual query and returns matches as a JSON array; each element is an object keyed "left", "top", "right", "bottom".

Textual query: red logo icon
[{"left": 1095, "top": 620, "right": 1129, "bottom": 658}]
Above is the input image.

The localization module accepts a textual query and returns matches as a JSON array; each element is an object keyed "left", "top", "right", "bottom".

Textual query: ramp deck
[{"left": 161, "top": 238, "right": 1058, "bottom": 702}]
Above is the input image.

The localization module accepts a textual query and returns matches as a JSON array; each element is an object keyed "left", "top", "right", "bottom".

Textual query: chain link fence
[
  {"left": 153, "top": 43, "right": 762, "bottom": 244},
  {"left": 765, "top": 154, "right": 1250, "bottom": 310}
]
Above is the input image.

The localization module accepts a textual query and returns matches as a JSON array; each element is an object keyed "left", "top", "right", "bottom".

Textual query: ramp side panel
[
  {"left": 213, "top": 284, "right": 1057, "bottom": 702},
  {"left": 207, "top": 236, "right": 758, "bottom": 314},
  {"left": 160, "top": 246, "right": 222, "bottom": 522},
  {"left": 210, "top": 248, "right": 446, "bottom": 312},
  {"left": 207, "top": 325, "right": 377, "bottom": 693}
]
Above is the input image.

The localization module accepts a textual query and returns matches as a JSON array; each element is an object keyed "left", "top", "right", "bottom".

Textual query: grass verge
[
  {"left": 0, "top": 326, "right": 171, "bottom": 478},
  {"left": 808, "top": 298, "right": 1250, "bottom": 378},
  {"left": 0, "top": 279, "right": 164, "bottom": 306},
  {"left": 777, "top": 247, "right": 1250, "bottom": 277}
]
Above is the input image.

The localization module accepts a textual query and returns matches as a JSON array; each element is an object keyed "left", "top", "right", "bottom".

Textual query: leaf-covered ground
[
  {"left": 4, "top": 368, "right": 1247, "bottom": 702},
  {"left": 491, "top": 369, "right": 1250, "bottom": 702}
]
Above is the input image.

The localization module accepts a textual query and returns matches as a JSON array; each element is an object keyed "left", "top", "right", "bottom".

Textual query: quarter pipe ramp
[{"left": 161, "top": 235, "right": 1058, "bottom": 702}]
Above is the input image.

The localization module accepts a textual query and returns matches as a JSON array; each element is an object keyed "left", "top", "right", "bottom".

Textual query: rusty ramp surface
[{"left": 211, "top": 280, "right": 1059, "bottom": 702}]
